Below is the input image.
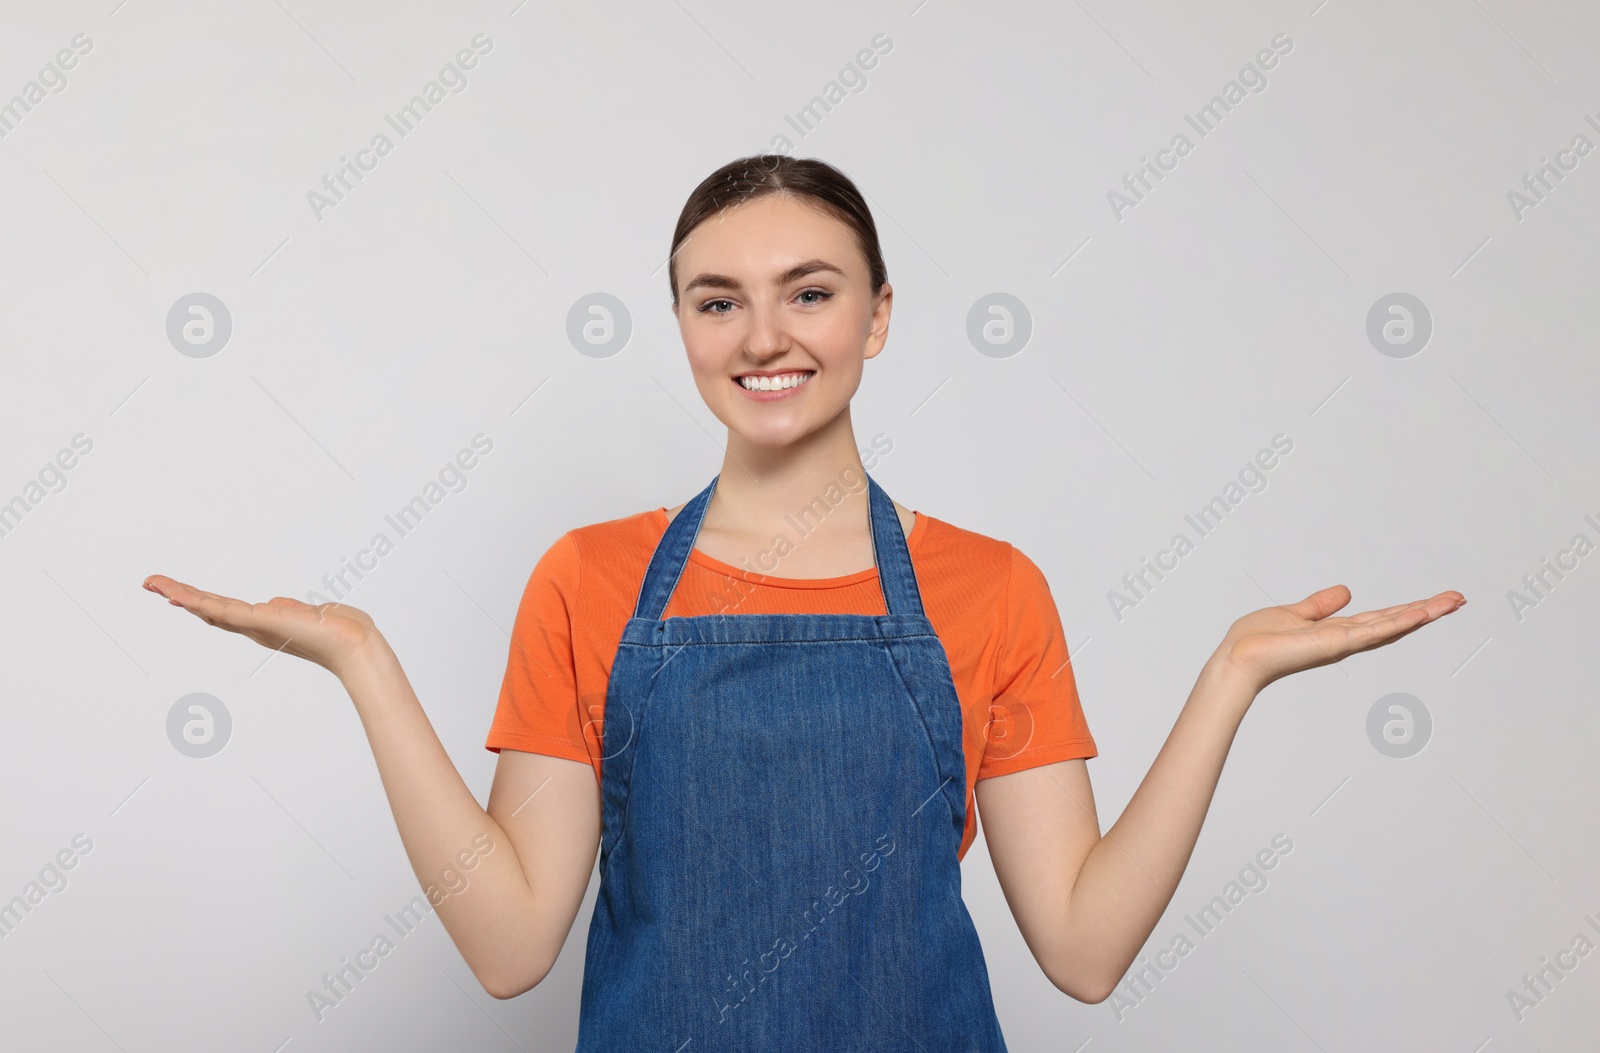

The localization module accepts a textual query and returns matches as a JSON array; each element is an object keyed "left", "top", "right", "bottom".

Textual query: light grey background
[{"left": 2, "top": 0, "right": 1597, "bottom": 1050}]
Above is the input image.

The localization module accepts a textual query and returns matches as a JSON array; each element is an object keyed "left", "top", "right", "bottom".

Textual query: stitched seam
[
  {"left": 567, "top": 528, "right": 581, "bottom": 613},
  {"left": 1004, "top": 734, "right": 1097, "bottom": 754},
  {"left": 598, "top": 666, "right": 661, "bottom": 885},
  {"left": 563, "top": 528, "right": 585, "bottom": 750},
  {"left": 617, "top": 634, "right": 940, "bottom": 647},
  {"left": 996, "top": 543, "right": 1016, "bottom": 702},
  {"left": 489, "top": 731, "right": 591, "bottom": 747},
  {"left": 877, "top": 639, "right": 961, "bottom": 832}
]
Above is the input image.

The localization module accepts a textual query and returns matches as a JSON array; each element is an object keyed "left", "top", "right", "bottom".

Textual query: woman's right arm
[
  {"left": 339, "top": 636, "right": 600, "bottom": 999},
  {"left": 142, "top": 576, "right": 601, "bottom": 1000}
]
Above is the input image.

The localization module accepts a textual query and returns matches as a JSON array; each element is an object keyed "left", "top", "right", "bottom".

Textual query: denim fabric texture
[{"left": 574, "top": 471, "right": 1009, "bottom": 1051}]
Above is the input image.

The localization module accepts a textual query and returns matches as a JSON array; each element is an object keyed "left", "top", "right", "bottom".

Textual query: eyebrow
[{"left": 681, "top": 258, "right": 847, "bottom": 296}]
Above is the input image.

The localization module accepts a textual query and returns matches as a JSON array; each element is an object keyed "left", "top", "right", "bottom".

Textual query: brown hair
[{"left": 667, "top": 155, "right": 888, "bottom": 307}]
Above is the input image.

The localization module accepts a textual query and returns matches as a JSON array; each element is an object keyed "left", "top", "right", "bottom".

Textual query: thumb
[{"left": 1286, "top": 584, "right": 1351, "bottom": 621}]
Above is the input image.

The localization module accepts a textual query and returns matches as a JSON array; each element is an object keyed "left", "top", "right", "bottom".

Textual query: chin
[
  {"left": 721, "top": 413, "right": 812, "bottom": 447},
  {"left": 738, "top": 426, "right": 810, "bottom": 449}
]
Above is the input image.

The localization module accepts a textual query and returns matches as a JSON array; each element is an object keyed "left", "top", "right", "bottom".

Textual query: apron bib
[{"left": 574, "top": 471, "right": 1009, "bottom": 1052}]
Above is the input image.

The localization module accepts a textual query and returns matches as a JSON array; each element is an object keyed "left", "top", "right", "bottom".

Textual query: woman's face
[{"left": 671, "top": 192, "right": 890, "bottom": 449}]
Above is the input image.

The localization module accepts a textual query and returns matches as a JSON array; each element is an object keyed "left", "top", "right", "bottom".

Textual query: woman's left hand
[{"left": 1216, "top": 584, "right": 1466, "bottom": 693}]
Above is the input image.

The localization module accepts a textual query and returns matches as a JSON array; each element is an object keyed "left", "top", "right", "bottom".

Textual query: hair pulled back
[{"left": 668, "top": 155, "right": 888, "bottom": 307}]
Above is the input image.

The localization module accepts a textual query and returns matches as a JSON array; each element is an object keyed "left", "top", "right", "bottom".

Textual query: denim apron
[{"left": 573, "top": 471, "right": 1009, "bottom": 1052}]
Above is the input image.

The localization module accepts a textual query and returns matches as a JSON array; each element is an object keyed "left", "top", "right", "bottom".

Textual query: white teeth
[{"left": 738, "top": 371, "right": 813, "bottom": 391}]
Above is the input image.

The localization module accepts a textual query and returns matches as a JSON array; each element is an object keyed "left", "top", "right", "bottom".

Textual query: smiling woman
[
  {"left": 662, "top": 161, "right": 893, "bottom": 483},
  {"left": 143, "top": 153, "right": 1464, "bottom": 1053}
]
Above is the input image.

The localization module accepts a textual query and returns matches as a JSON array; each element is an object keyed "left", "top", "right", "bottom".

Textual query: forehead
[{"left": 677, "top": 193, "right": 860, "bottom": 270}]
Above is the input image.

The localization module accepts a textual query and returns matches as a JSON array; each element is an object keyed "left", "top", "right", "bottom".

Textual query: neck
[{"left": 709, "top": 406, "right": 872, "bottom": 546}]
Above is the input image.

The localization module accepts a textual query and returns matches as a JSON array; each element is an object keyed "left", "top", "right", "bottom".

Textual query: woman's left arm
[{"left": 974, "top": 584, "right": 1464, "bottom": 1003}]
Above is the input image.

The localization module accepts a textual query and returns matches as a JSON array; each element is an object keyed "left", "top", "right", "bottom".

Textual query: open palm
[
  {"left": 142, "top": 574, "right": 378, "bottom": 678},
  {"left": 1219, "top": 584, "right": 1465, "bottom": 692}
]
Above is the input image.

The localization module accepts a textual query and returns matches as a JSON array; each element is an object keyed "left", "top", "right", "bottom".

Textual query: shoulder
[
  {"left": 557, "top": 507, "right": 668, "bottom": 597},
  {"left": 912, "top": 512, "right": 1017, "bottom": 570},
  {"left": 519, "top": 507, "right": 664, "bottom": 599},
  {"left": 911, "top": 513, "right": 1060, "bottom": 608},
  {"left": 562, "top": 506, "right": 665, "bottom": 569},
  {"left": 908, "top": 512, "right": 1029, "bottom": 614},
  {"left": 565, "top": 505, "right": 665, "bottom": 550}
]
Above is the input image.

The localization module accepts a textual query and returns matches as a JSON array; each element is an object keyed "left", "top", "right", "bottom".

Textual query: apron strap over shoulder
[
  {"left": 632, "top": 473, "right": 718, "bottom": 621},
  {"left": 864, "top": 472, "right": 924, "bottom": 618}
]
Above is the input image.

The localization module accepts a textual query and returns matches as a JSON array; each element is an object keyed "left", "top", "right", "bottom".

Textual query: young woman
[{"left": 144, "top": 156, "right": 1464, "bottom": 1051}]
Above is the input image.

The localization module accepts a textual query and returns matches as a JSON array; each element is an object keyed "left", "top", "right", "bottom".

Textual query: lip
[{"left": 732, "top": 369, "right": 815, "bottom": 402}]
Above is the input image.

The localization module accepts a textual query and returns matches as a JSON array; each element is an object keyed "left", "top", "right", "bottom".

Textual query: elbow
[
  {"left": 1058, "top": 977, "right": 1119, "bottom": 1005},
  {"left": 1071, "top": 977, "right": 1120, "bottom": 1005},
  {"left": 476, "top": 958, "right": 553, "bottom": 1001},
  {"left": 1044, "top": 963, "right": 1119, "bottom": 1005},
  {"left": 483, "top": 975, "right": 532, "bottom": 1001}
]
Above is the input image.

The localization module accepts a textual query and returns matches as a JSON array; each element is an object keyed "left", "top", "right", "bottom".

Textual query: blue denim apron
[{"left": 574, "top": 471, "right": 1009, "bottom": 1052}]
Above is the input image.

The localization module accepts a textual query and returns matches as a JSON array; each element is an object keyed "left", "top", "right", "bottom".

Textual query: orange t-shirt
[{"left": 484, "top": 506, "right": 1097, "bottom": 861}]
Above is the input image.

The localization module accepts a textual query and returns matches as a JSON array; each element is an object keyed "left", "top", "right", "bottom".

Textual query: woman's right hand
[
  {"left": 141, "top": 572, "right": 594, "bottom": 998},
  {"left": 142, "top": 574, "right": 380, "bottom": 679}
]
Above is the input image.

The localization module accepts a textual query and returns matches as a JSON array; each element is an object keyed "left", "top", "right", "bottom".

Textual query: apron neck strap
[{"left": 631, "top": 471, "right": 925, "bottom": 621}]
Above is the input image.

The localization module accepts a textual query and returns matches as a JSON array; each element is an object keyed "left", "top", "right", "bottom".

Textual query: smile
[{"left": 734, "top": 370, "right": 815, "bottom": 396}]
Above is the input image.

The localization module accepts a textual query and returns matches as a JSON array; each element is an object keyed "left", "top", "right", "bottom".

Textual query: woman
[{"left": 143, "top": 155, "right": 1464, "bottom": 1050}]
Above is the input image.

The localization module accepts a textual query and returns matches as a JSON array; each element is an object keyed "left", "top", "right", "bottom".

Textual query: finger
[
  {"left": 1282, "top": 584, "right": 1352, "bottom": 622},
  {"left": 158, "top": 583, "right": 270, "bottom": 635},
  {"left": 145, "top": 576, "right": 227, "bottom": 608},
  {"left": 1342, "top": 604, "right": 1441, "bottom": 653},
  {"left": 1345, "top": 598, "right": 1431, "bottom": 625},
  {"left": 1341, "top": 591, "right": 1465, "bottom": 627},
  {"left": 143, "top": 575, "right": 189, "bottom": 606},
  {"left": 157, "top": 579, "right": 284, "bottom": 625},
  {"left": 184, "top": 594, "right": 261, "bottom": 633}
]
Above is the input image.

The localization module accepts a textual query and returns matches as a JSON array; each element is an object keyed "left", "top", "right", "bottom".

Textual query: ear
[{"left": 863, "top": 282, "right": 893, "bottom": 360}]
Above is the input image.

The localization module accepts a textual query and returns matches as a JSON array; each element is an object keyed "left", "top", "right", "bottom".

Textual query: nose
[{"left": 742, "top": 298, "right": 790, "bottom": 360}]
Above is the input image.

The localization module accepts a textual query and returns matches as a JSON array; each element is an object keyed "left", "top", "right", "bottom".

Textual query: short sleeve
[
  {"left": 484, "top": 532, "right": 593, "bottom": 766},
  {"left": 976, "top": 545, "right": 1098, "bottom": 779}
]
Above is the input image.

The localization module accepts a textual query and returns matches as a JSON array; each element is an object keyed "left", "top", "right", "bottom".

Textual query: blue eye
[{"left": 696, "top": 289, "right": 832, "bottom": 314}]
